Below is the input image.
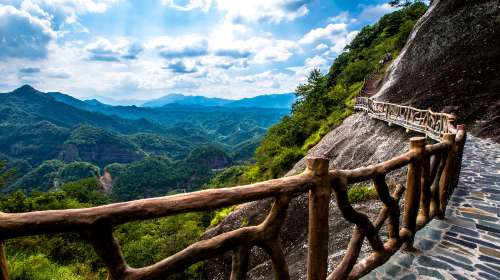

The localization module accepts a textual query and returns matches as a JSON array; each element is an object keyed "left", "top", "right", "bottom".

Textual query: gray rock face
[
  {"left": 287, "top": 114, "right": 419, "bottom": 180},
  {"left": 374, "top": 0, "right": 500, "bottom": 142},
  {"left": 201, "top": 114, "right": 418, "bottom": 279}
]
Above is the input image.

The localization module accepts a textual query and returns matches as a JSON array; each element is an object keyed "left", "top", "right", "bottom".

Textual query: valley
[{"left": 0, "top": 85, "right": 291, "bottom": 201}]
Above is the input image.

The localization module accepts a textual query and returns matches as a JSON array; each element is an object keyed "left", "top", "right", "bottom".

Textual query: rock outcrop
[
  {"left": 374, "top": 0, "right": 500, "bottom": 142},
  {"left": 59, "top": 143, "right": 144, "bottom": 167}
]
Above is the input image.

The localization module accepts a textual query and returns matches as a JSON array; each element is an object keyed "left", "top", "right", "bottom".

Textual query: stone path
[{"left": 363, "top": 136, "right": 500, "bottom": 280}]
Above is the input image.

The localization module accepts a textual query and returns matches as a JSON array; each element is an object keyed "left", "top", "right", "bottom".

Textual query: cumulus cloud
[
  {"left": 315, "top": 43, "right": 328, "bottom": 51},
  {"left": 85, "top": 38, "right": 143, "bottom": 62},
  {"left": 299, "top": 23, "right": 348, "bottom": 45},
  {"left": 17, "top": 0, "right": 119, "bottom": 31},
  {"left": 359, "top": 3, "right": 396, "bottom": 22},
  {"left": 161, "top": 0, "right": 212, "bottom": 12},
  {"left": 299, "top": 21, "right": 358, "bottom": 55},
  {"left": 217, "top": 0, "right": 311, "bottom": 23},
  {"left": 164, "top": 60, "right": 198, "bottom": 74},
  {"left": 213, "top": 48, "right": 252, "bottom": 59},
  {"left": 252, "top": 39, "right": 300, "bottom": 64},
  {"left": 0, "top": 5, "right": 55, "bottom": 60},
  {"left": 161, "top": 0, "right": 312, "bottom": 24},
  {"left": 304, "top": 55, "right": 328, "bottom": 69},
  {"left": 150, "top": 35, "right": 209, "bottom": 59},
  {"left": 19, "top": 67, "right": 41, "bottom": 74}
]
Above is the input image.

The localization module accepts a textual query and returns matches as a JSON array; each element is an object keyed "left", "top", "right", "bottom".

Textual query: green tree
[{"left": 0, "top": 161, "right": 16, "bottom": 190}]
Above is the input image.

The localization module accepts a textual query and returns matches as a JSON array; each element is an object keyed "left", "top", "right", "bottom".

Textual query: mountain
[
  {"left": 84, "top": 99, "right": 110, "bottom": 108},
  {"left": 0, "top": 85, "right": 163, "bottom": 166},
  {"left": 142, "top": 93, "right": 232, "bottom": 107},
  {"left": 48, "top": 91, "right": 98, "bottom": 112},
  {"left": 0, "top": 85, "right": 162, "bottom": 134},
  {"left": 0, "top": 85, "right": 290, "bottom": 197},
  {"left": 225, "top": 93, "right": 295, "bottom": 109},
  {"left": 142, "top": 93, "right": 295, "bottom": 109}
]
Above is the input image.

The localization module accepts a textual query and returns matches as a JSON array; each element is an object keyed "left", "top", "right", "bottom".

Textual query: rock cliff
[{"left": 374, "top": 0, "right": 500, "bottom": 142}]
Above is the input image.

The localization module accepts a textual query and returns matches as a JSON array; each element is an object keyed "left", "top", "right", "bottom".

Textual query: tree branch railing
[
  {"left": 354, "top": 96, "right": 457, "bottom": 141},
  {"left": 0, "top": 111, "right": 466, "bottom": 279}
]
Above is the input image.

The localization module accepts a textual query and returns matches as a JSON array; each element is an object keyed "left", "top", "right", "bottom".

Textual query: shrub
[
  {"left": 348, "top": 184, "right": 378, "bottom": 204},
  {"left": 210, "top": 206, "right": 236, "bottom": 227},
  {"left": 9, "top": 254, "right": 86, "bottom": 280}
]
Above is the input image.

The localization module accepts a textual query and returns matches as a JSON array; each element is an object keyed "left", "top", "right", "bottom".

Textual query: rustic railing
[
  {"left": 0, "top": 121, "right": 466, "bottom": 280},
  {"left": 355, "top": 97, "right": 456, "bottom": 141}
]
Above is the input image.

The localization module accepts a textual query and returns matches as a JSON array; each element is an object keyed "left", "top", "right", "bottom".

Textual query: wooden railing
[
  {"left": 355, "top": 97, "right": 456, "bottom": 141},
  {"left": 0, "top": 115, "right": 466, "bottom": 280}
]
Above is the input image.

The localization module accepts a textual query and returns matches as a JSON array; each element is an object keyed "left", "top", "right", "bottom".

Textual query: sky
[{"left": 0, "top": 0, "right": 397, "bottom": 102}]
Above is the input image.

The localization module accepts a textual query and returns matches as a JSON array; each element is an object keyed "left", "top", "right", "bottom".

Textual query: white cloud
[
  {"left": 359, "top": 3, "right": 396, "bottom": 21},
  {"left": 299, "top": 23, "right": 348, "bottom": 45},
  {"left": 16, "top": 0, "right": 119, "bottom": 31},
  {"left": 149, "top": 35, "right": 209, "bottom": 58},
  {"left": 315, "top": 43, "right": 328, "bottom": 51},
  {"left": 299, "top": 21, "right": 359, "bottom": 55},
  {"left": 252, "top": 39, "right": 300, "bottom": 64},
  {"left": 46, "top": 68, "right": 71, "bottom": 79},
  {"left": 37, "top": 0, "right": 119, "bottom": 14},
  {"left": 304, "top": 55, "right": 327, "bottom": 69},
  {"left": 164, "top": 59, "right": 199, "bottom": 74},
  {"left": 216, "top": 0, "right": 311, "bottom": 24},
  {"left": 0, "top": 5, "right": 55, "bottom": 60},
  {"left": 85, "top": 38, "right": 143, "bottom": 62},
  {"left": 328, "top": 11, "right": 349, "bottom": 23},
  {"left": 161, "top": 0, "right": 212, "bottom": 12},
  {"left": 328, "top": 30, "right": 359, "bottom": 53}
]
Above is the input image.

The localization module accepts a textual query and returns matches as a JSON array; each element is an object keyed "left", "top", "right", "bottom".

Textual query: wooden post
[
  {"left": 452, "top": 125, "right": 467, "bottom": 191},
  {"left": 417, "top": 148, "right": 431, "bottom": 228},
  {"left": 400, "top": 137, "right": 425, "bottom": 250},
  {"left": 0, "top": 241, "right": 8, "bottom": 280},
  {"left": 306, "top": 157, "right": 331, "bottom": 280},
  {"left": 446, "top": 114, "right": 457, "bottom": 133},
  {"left": 230, "top": 246, "right": 250, "bottom": 280},
  {"left": 439, "top": 133, "right": 457, "bottom": 215},
  {"left": 429, "top": 151, "right": 446, "bottom": 219}
]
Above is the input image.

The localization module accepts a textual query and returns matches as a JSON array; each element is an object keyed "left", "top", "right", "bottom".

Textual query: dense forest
[
  {"left": 0, "top": 85, "right": 289, "bottom": 199},
  {"left": 0, "top": 3, "right": 427, "bottom": 279}
]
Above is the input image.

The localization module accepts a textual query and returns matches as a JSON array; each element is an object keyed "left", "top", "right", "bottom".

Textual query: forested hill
[{"left": 0, "top": 85, "right": 289, "bottom": 200}]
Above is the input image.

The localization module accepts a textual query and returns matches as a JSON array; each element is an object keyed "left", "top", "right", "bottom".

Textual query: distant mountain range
[
  {"left": 139, "top": 93, "right": 295, "bottom": 109},
  {"left": 0, "top": 85, "right": 291, "bottom": 166}
]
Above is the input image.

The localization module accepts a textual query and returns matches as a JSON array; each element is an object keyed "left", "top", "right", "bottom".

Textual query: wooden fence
[
  {"left": 0, "top": 112, "right": 466, "bottom": 280},
  {"left": 355, "top": 97, "right": 457, "bottom": 141}
]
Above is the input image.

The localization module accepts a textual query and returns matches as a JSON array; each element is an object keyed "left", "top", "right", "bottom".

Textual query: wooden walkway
[
  {"left": 363, "top": 136, "right": 500, "bottom": 280},
  {"left": 355, "top": 97, "right": 456, "bottom": 141}
]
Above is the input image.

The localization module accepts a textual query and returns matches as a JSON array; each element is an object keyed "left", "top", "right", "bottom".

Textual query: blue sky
[{"left": 0, "top": 0, "right": 397, "bottom": 102}]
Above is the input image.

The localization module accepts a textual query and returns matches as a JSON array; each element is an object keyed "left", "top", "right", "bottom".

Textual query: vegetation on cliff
[{"left": 242, "top": 2, "right": 427, "bottom": 181}]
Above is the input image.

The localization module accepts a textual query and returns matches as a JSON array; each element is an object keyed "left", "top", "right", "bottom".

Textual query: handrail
[
  {"left": 354, "top": 97, "right": 457, "bottom": 141},
  {"left": 0, "top": 123, "right": 467, "bottom": 280}
]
